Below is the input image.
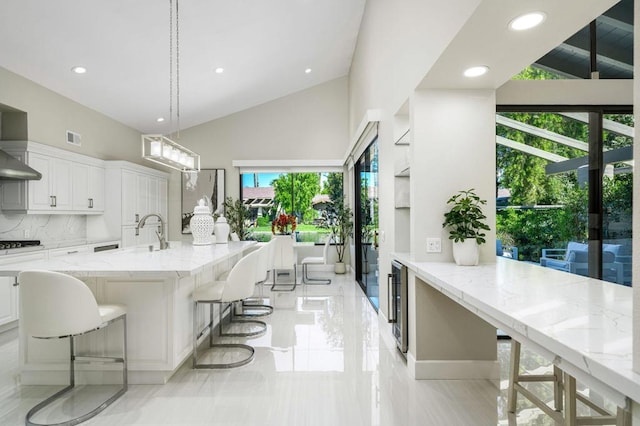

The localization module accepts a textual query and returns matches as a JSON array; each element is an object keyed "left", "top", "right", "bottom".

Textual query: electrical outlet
[
  {"left": 24, "top": 229, "right": 30, "bottom": 238},
  {"left": 426, "top": 237, "right": 441, "bottom": 253}
]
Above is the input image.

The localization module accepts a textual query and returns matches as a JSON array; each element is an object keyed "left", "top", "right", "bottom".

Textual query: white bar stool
[
  {"left": 192, "top": 248, "right": 266, "bottom": 369},
  {"left": 240, "top": 242, "right": 274, "bottom": 317},
  {"left": 19, "top": 270, "right": 128, "bottom": 426}
]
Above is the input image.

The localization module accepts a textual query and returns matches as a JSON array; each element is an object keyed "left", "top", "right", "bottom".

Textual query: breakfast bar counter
[
  {"left": 392, "top": 254, "right": 637, "bottom": 410},
  {"left": 0, "top": 241, "right": 256, "bottom": 385}
]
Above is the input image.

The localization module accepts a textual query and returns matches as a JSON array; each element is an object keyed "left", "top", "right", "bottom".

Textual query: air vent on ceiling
[{"left": 66, "top": 130, "right": 81, "bottom": 146}]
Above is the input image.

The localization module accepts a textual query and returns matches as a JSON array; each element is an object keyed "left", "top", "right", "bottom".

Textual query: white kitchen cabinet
[
  {"left": 0, "top": 277, "right": 17, "bottom": 332},
  {"left": 27, "top": 153, "right": 73, "bottom": 211},
  {"left": 0, "top": 141, "right": 106, "bottom": 214},
  {"left": 101, "top": 161, "right": 169, "bottom": 248},
  {"left": 88, "top": 165, "right": 105, "bottom": 211},
  {"left": 48, "top": 245, "right": 91, "bottom": 258},
  {"left": 72, "top": 163, "right": 105, "bottom": 212},
  {"left": 0, "top": 251, "right": 47, "bottom": 332}
]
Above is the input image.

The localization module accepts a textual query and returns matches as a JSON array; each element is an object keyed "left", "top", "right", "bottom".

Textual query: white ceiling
[
  {"left": 419, "top": 0, "right": 621, "bottom": 90},
  {"left": 0, "top": 0, "right": 365, "bottom": 133}
]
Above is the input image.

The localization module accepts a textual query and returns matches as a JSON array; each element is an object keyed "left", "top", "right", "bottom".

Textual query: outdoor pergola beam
[
  {"left": 557, "top": 42, "right": 634, "bottom": 74},
  {"left": 496, "top": 136, "right": 568, "bottom": 163},
  {"left": 545, "top": 146, "right": 633, "bottom": 175},
  {"left": 559, "top": 112, "right": 634, "bottom": 138},
  {"left": 496, "top": 115, "right": 589, "bottom": 151}
]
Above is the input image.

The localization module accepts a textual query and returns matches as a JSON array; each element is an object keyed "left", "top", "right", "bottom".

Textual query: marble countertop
[
  {"left": 392, "top": 253, "right": 639, "bottom": 405},
  {"left": 0, "top": 241, "right": 256, "bottom": 278}
]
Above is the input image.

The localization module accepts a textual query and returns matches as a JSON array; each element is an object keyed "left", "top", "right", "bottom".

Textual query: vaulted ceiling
[{"left": 0, "top": 0, "right": 365, "bottom": 133}]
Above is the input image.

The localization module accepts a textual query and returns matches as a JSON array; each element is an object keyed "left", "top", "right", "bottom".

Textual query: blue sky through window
[{"left": 242, "top": 173, "right": 282, "bottom": 188}]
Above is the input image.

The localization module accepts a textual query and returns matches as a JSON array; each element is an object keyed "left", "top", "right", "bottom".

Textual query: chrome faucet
[{"left": 135, "top": 213, "right": 169, "bottom": 250}]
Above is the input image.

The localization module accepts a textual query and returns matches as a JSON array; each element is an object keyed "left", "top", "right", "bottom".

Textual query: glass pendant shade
[{"left": 142, "top": 134, "right": 200, "bottom": 172}]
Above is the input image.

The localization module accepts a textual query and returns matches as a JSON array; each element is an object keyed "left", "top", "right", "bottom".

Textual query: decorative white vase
[
  {"left": 334, "top": 262, "right": 346, "bottom": 274},
  {"left": 214, "top": 216, "right": 230, "bottom": 244},
  {"left": 452, "top": 239, "right": 479, "bottom": 266},
  {"left": 190, "top": 200, "right": 214, "bottom": 245}
]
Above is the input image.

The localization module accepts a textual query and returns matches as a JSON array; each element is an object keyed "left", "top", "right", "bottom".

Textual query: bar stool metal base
[
  {"left": 193, "top": 301, "right": 263, "bottom": 369},
  {"left": 238, "top": 300, "right": 274, "bottom": 317},
  {"left": 270, "top": 267, "right": 297, "bottom": 292},
  {"left": 26, "top": 315, "right": 128, "bottom": 426},
  {"left": 301, "top": 263, "right": 331, "bottom": 285},
  {"left": 192, "top": 342, "right": 255, "bottom": 369}
]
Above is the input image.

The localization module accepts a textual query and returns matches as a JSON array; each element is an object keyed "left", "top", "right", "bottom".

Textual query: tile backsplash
[{"left": 0, "top": 213, "right": 86, "bottom": 243}]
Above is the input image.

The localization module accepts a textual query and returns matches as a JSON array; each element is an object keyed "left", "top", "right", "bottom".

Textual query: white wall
[
  {"left": 410, "top": 89, "right": 496, "bottom": 262},
  {"left": 167, "top": 77, "right": 349, "bottom": 240},
  {"left": 0, "top": 66, "right": 349, "bottom": 244},
  {"left": 497, "top": 79, "right": 633, "bottom": 105},
  {"left": 0, "top": 66, "right": 150, "bottom": 244},
  {"left": 0, "top": 66, "right": 142, "bottom": 163},
  {"left": 348, "top": 0, "right": 481, "bottom": 319}
]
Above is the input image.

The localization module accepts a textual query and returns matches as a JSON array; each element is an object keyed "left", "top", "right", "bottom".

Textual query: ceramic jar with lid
[
  {"left": 214, "top": 215, "right": 230, "bottom": 244},
  {"left": 190, "top": 199, "right": 214, "bottom": 245}
]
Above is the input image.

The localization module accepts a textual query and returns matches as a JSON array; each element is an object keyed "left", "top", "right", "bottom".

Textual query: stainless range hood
[{"left": 0, "top": 149, "right": 42, "bottom": 180}]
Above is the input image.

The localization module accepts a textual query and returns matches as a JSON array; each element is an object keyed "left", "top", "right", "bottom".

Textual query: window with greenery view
[
  {"left": 496, "top": 109, "right": 633, "bottom": 286},
  {"left": 240, "top": 172, "right": 343, "bottom": 243}
]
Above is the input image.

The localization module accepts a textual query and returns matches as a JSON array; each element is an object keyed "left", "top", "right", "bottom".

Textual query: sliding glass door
[{"left": 355, "top": 140, "right": 379, "bottom": 309}]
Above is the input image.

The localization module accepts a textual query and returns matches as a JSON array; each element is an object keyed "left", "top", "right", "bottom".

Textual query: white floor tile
[{"left": 0, "top": 273, "right": 608, "bottom": 425}]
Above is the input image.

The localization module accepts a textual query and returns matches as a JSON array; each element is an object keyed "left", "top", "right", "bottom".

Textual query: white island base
[{"left": 2, "top": 241, "right": 256, "bottom": 385}]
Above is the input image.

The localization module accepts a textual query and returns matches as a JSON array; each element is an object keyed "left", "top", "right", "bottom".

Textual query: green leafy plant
[
  {"left": 223, "top": 197, "right": 251, "bottom": 240},
  {"left": 442, "top": 189, "right": 490, "bottom": 244},
  {"left": 331, "top": 203, "right": 354, "bottom": 263}
]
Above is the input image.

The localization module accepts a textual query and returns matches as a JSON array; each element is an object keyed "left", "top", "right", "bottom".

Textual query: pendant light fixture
[{"left": 142, "top": 0, "right": 200, "bottom": 172}]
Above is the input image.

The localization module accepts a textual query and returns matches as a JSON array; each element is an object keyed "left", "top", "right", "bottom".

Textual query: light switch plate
[{"left": 427, "top": 237, "right": 441, "bottom": 253}]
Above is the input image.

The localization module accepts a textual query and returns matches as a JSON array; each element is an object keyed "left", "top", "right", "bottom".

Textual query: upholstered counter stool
[
  {"left": 508, "top": 340, "right": 630, "bottom": 425},
  {"left": 192, "top": 249, "right": 267, "bottom": 369},
  {"left": 19, "top": 270, "right": 128, "bottom": 426},
  {"left": 301, "top": 233, "right": 332, "bottom": 285},
  {"left": 240, "top": 242, "right": 274, "bottom": 317}
]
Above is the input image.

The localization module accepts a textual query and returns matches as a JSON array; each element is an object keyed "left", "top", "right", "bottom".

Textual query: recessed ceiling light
[
  {"left": 509, "top": 12, "right": 546, "bottom": 31},
  {"left": 71, "top": 66, "right": 87, "bottom": 74},
  {"left": 156, "top": 117, "right": 165, "bottom": 123},
  {"left": 215, "top": 67, "right": 224, "bottom": 74},
  {"left": 305, "top": 68, "right": 312, "bottom": 74},
  {"left": 463, "top": 66, "right": 489, "bottom": 78}
]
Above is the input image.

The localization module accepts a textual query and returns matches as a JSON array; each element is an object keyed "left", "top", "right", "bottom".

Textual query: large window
[
  {"left": 496, "top": 107, "right": 633, "bottom": 286},
  {"left": 240, "top": 171, "right": 343, "bottom": 243}
]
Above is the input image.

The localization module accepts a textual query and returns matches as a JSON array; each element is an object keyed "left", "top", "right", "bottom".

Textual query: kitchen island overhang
[{"left": 0, "top": 240, "right": 257, "bottom": 385}]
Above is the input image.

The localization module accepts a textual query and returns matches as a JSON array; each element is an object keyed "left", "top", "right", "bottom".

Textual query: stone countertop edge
[{"left": 389, "top": 252, "right": 640, "bottom": 405}]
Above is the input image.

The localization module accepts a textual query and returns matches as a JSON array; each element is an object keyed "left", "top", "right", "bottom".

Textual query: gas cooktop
[{"left": 0, "top": 240, "right": 43, "bottom": 253}]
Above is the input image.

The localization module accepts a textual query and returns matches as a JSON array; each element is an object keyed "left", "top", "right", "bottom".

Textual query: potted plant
[
  {"left": 223, "top": 197, "right": 251, "bottom": 240},
  {"left": 442, "top": 188, "right": 490, "bottom": 266},
  {"left": 271, "top": 213, "right": 297, "bottom": 235},
  {"left": 331, "top": 203, "right": 354, "bottom": 274}
]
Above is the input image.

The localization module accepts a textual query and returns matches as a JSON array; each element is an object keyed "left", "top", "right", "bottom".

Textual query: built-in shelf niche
[
  {"left": 393, "top": 99, "right": 411, "bottom": 252},
  {"left": 395, "top": 128, "right": 410, "bottom": 145}
]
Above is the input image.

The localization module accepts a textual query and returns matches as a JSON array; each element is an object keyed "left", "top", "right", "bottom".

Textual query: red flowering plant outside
[{"left": 271, "top": 214, "right": 297, "bottom": 235}]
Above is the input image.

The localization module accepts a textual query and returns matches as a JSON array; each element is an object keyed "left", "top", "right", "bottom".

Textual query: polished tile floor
[{"left": 0, "top": 273, "right": 589, "bottom": 425}]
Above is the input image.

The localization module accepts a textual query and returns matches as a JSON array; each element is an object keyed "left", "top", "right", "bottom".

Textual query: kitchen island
[{"left": 0, "top": 240, "right": 256, "bottom": 385}]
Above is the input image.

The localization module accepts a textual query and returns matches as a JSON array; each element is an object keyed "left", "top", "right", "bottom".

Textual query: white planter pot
[
  {"left": 334, "top": 262, "right": 346, "bottom": 274},
  {"left": 452, "top": 239, "right": 479, "bottom": 266}
]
